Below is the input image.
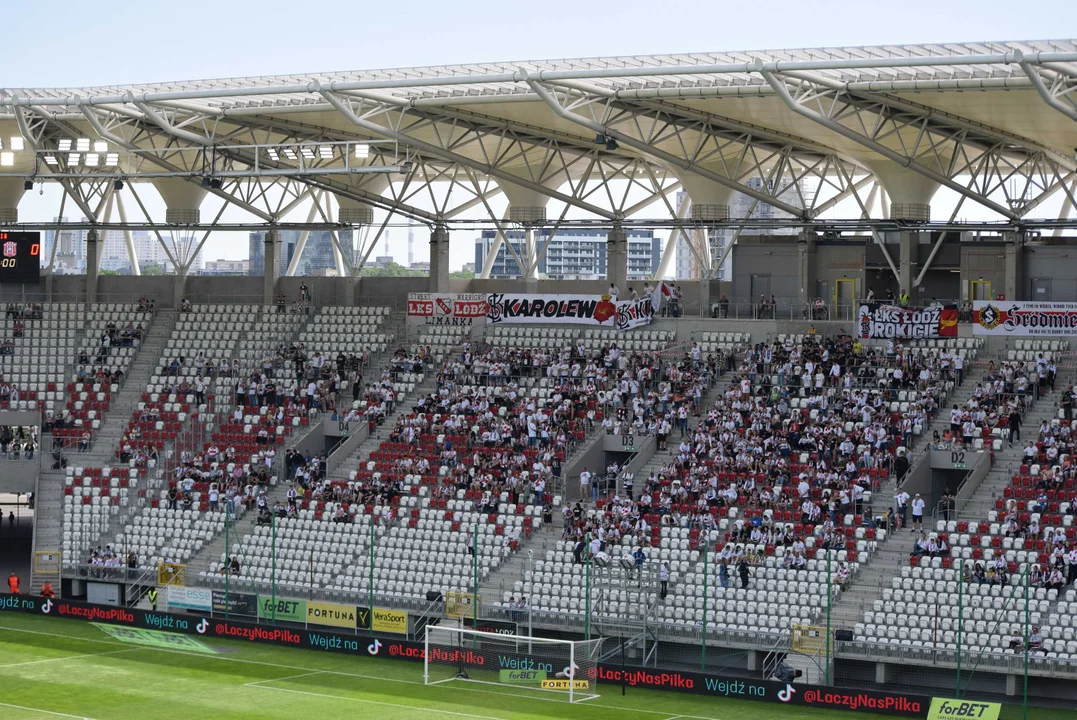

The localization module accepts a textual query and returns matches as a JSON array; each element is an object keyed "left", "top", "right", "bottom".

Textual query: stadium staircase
[
  {"left": 30, "top": 312, "right": 174, "bottom": 595},
  {"left": 79, "top": 312, "right": 175, "bottom": 466},
  {"left": 826, "top": 366, "right": 1076, "bottom": 632}
]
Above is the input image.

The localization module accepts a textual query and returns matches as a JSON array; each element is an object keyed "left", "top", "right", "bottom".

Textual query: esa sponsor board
[
  {"left": 974, "top": 301, "right": 1077, "bottom": 336},
  {"left": 0, "top": 593, "right": 945, "bottom": 717},
  {"left": 165, "top": 586, "right": 212, "bottom": 612}
]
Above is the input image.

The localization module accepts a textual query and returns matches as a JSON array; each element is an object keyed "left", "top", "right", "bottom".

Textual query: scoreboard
[{"left": 0, "top": 231, "right": 41, "bottom": 283}]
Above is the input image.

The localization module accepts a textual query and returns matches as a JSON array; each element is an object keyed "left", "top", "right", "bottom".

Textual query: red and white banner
[
  {"left": 858, "top": 303, "right": 958, "bottom": 339},
  {"left": 407, "top": 293, "right": 488, "bottom": 327},
  {"left": 485, "top": 292, "right": 654, "bottom": 330},
  {"left": 974, "top": 301, "right": 1077, "bottom": 336}
]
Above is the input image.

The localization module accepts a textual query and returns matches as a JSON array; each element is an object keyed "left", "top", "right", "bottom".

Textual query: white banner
[
  {"left": 973, "top": 301, "right": 1077, "bottom": 336},
  {"left": 485, "top": 293, "right": 654, "bottom": 330},
  {"left": 166, "top": 585, "right": 212, "bottom": 612},
  {"left": 407, "top": 293, "right": 487, "bottom": 327}
]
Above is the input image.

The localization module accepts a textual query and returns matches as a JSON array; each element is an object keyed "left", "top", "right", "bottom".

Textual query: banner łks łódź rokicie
[
  {"left": 858, "top": 303, "right": 958, "bottom": 340},
  {"left": 973, "top": 300, "right": 1077, "bottom": 336},
  {"left": 0, "top": 594, "right": 931, "bottom": 717}
]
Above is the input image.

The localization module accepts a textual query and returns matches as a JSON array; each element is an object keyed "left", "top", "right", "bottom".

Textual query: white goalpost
[{"left": 423, "top": 625, "right": 604, "bottom": 703}]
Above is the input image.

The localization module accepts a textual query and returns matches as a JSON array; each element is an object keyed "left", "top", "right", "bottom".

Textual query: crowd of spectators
[
  {"left": 0, "top": 425, "right": 37, "bottom": 459},
  {"left": 562, "top": 333, "right": 955, "bottom": 591}
]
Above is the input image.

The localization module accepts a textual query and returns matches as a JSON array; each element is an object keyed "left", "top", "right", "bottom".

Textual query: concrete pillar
[
  {"left": 798, "top": 230, "right": 818, "bottom": 308},
  {"left": 1004, "top": 232, "right": 1024, "bottom": 300},
  {"left": 263, "top": 229, "right": 280, "bottom": 306},
  {"left": 0, "top": 178, "right": 27, "bottom": 223},
  {"left": 606, "top": 225, "right": 628, "bottom": 294},
  {"left": 875, "top": 662, "right": 887, "bottom": 684},
  {"left": 899, "top": 233, "right": 919, "bottom": 305},
  {"left": 1005, "top": 674, "right": 1017, "bottom": 696},
  {"left": 429, "top": 224, "right": 450, "bottom": 293},
  {"left": 85, "top": 230, "right": 100, "bottom": 304},
  {"left": 746, "top": 650, "right": 758, "bottom": 672}
]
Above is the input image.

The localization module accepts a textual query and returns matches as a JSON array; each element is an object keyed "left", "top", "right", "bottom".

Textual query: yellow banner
[
  {"left": 541, "top": 679, "right": 590, "bottom": 690},
  {"left": 306, "top": 601, "right": 357, "bottom": 629},
  {"left": 371, "top": 607, "right": 408, "bottom": 634},
  {"left": 928, "top": 698, "right": 1001, "bottom": 720}
]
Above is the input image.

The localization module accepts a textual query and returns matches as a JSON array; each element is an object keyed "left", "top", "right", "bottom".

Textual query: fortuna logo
[
  {"left": 367, "top": 639, "right": 382, "bottom": 655},
  {"left": 778, "top": 684, "right": 796, "bottom": 703},
  {"left": 41, "top": 599, "right": 53, "bottom": 614},
  {"left": 195, "top": 618, "right": 208, "bottom": 634}
]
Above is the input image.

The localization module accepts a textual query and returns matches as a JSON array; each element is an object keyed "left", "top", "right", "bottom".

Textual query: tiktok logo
[
  {"left": 367, "top": 639, "right": 382, "bottom": 655},
  {"left": 778, "top": 684, "right": 796, "bottom": 703},
  {"left": 196, "top": 618, "right": 208, "bottom": 634},
  {"left": 41, "top": 599, "right": 53, "bottom": 615}
]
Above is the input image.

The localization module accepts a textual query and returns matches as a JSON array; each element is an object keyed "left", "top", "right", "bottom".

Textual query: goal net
[{"left": 424, "top": 625, "right": 603, "bottom": 703}]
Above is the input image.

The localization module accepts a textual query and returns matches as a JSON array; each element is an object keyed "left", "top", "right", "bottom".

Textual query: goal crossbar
[{"left": 423, "top": 624, "right": 603, "bottom": 703}]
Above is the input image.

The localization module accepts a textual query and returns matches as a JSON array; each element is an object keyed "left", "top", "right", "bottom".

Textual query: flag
[{"left": 652, "top": 282, "right": 674, "bottom": 313}]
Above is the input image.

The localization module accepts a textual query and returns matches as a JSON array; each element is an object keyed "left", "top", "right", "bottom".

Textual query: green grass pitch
[{"left": 0, "top": 612, "right": 1068, "bottom": 719}]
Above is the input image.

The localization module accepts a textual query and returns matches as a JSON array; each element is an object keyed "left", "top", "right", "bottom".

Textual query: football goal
[{"left": 423, "top": 625, "right": 604, "bottom": 702}]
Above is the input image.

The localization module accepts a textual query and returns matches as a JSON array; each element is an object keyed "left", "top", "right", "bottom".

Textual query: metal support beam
[
  {"left": 759, "top": 67, "right": 1019, "bottom": 220},
  {"left": 1019, "top": 57, "right": 1077, "bottom": 123},
  {"left": 285, "top": 197, "right": 323, "bottom": 276},
  {"left": 871, "top": 229, "right": 901, "bottom": 284},
  {"left": 114, "top": 193, "right": 140, "bottom": 276},
  {"left": 525, "top": 78, "right": 807, "bottom": 219},
  {"left": 318, "top": 85, "right": 617, "bottom": 220},
  {"left": 913, "top": 231, "right": 947, "bottom": 287}
]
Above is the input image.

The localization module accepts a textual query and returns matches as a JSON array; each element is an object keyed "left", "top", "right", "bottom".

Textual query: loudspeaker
[
  {"left": 835, "top": 629, "right": 854, "bottom": 642},
  {"left": 426, "top": 591, "right": 444, "bottom": 602}
]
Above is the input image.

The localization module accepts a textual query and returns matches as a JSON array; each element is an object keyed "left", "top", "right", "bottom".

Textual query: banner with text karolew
[{"left": 486, "top": 293, "right": 654, "bottom": 330}]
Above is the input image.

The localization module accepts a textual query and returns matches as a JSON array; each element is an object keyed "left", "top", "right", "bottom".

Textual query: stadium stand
[
  {"left": 1, "top": 303, "right": 75, "bottom": 413},
  {"left": 852, "top": 343, "right": 1077, "bottom": 662}
]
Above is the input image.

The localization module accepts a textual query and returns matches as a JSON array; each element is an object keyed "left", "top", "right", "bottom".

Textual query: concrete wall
[
  {"left": 1023, "top": 243, "right": 1077, "bottom": 302},
  {"left": 15, "top": 236, "right": 1077, "bottom": 309},
  {"left": 731, "top": 241, "right": 799, "bottom": 303},
  {"left": 960, "top": 244, "right": 1007, "bottom": 300}
]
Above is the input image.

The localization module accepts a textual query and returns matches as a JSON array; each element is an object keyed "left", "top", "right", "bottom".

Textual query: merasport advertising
[{"left": 0, "top": 594, "right": 936, "bottom": 717}]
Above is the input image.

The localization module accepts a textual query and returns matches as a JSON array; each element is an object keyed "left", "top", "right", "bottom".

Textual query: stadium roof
[{"left": 0, "top": 39, "right": 1075, "bottom": 231}]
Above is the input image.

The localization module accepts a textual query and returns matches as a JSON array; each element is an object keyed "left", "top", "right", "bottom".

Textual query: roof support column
[
  {"left": 866, "top": 162, "right": 941, "bottom": 305},
  {"left": 606, "top": 224, "right": 628, "bottom": 294},
  {"left": 153, "top": 179, "right": 208, "bottom": 301},
  {"left": 798, "top": 230, "right": 817, "bottom": 309},
  {"left": 85, "top": 229, "right": 100, "bottom": 305},
  {"left": 0, "top": 178, "right": 26, "bottom": 223},
  {"left": 429, "top": 224, "right": 450, "bottom": 293},
  {"left": 1005, "top": 232, "right": 1025, "bottom": 301},
  {"left": 670, "top": 172, "right": 734, "bottom": 314},
  {"left": 263, "top": 228, "right": 281, "bottom": 307}
]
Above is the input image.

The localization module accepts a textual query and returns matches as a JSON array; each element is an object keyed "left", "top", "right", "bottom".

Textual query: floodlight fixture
[
  {"left": 85, "top": 153, "right": 100, "bottom": 167},
  {"left": 105, "top": 153, "right": 119, "bottom": 166},
  {"left": 58, "top": 139, "right": 73, "bottom": 151},
  {"left": 93, "top": 140, "right": 108, "bottom": 153},
  {"left": 0, "top": 152, "right": 13, "bottom": 167},
  {"left": 76, "top": 138, "right": 91, "bottom": 152},
  {"left": 10, "top": 137, "right": 24, "bottom": 151},
  {"left": 43, "top": 155, "right": 58, "bottom": 166},
  {"left": 353, "top": 143, "right": 369, "bottom": 159},
  {"left": 318, "top": 146, "right": 334, "bottom": 159}
]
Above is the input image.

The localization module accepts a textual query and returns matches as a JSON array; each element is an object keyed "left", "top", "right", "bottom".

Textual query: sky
[{"left": 2, "top": 0, "right": 1075, "bottom": 271}]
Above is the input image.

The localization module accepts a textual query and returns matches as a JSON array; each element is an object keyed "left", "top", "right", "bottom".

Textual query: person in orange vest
[
  {"left": 40, "top": 582, "right": 55, "bottom": 599},
  {"left": 7, "top": 571, "right": 19, "bottom": 594}
]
